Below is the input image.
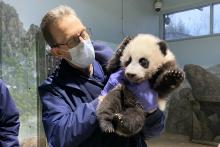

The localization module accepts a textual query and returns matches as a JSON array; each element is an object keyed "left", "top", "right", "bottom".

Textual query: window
[
  {"left": 214, "top": 3, "right": 220, "bottom": 34},
  {"left": 164, "top": 6, "right": 210, "bottom": 40}
]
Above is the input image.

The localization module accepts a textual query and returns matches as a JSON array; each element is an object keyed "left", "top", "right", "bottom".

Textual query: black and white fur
[{"left": 97, "top": 34, "right": 184, "bottom": 137}]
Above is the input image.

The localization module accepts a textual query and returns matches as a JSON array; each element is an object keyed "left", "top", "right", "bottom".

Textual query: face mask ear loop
[{"left": 79, "top": 36, "right": 85, "bottom": 42}]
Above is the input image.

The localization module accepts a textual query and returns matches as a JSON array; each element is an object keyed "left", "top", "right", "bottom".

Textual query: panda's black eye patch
[
  {"left": 139, "top": 58, "right": 149, "bottom": 68},
  {"left": 125, "top": 56, "right": 132, "bottom": 67}
]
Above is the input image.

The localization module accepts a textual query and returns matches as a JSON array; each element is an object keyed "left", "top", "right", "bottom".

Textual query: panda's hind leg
[
  {"left": 97, "top": 85, "right": 123, "bottom": 133},
  {"left": 112, "top": 107, "right": 145, "bottom": 137}
]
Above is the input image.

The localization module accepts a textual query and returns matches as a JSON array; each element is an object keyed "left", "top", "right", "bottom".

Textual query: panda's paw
[
  {"left": 162, "top": 68, "right": 185, "bottom": 88},
  {"left": 113, "top": 113, "right": 129, "bottom": 130},
  {"left": 100, "top": 121, "right": 115, "bottom": 133},
  {"left": 155, "top": 68, "right": 184, "bottom": 89},
  {"left": 114, "top": 113, "right": 124, "bottom": 124},
  {"left": 113, "top": 113, "right": 142, "bottom": 136},
  {"left": 113, "top": 113, "right": 133, "bottom": 130}
]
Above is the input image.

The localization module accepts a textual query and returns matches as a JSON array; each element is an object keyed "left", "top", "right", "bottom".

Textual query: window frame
[
  {"left": 161, "top": 1, "right": 220, "bottom": 42},
  {"left": 213, "top": 2, "right": 220, "bottom": 34}
]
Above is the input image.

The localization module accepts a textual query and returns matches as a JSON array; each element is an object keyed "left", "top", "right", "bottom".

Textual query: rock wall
[{"left": 165, "top": 64, "right": 220, "bottom": 142}]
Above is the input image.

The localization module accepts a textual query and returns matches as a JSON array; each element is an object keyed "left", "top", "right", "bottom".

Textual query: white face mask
[{"left": 66, "top": 39, "right": 95, "bottom": 68}]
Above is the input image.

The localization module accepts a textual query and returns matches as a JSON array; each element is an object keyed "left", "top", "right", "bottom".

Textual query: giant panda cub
[{"left": 97, "top": 34, "right": 185, "bottom": 137}]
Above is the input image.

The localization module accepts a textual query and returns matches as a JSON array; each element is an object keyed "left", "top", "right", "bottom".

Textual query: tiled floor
[{"left": 148, "top": 133, "right": 217, "bottom": 147}]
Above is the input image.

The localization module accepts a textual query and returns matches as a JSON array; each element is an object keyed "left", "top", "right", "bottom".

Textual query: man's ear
[
  {"left": 157, "top": 40, "right": 168, "bottom": 56},
  {"left": 106, "top": 36, "right": 133, "bottom": 74},
  {"left": 50, "top": 48, "right": 61, "bottom": 56},
  {"left": 50, "top": 47, "right": 69, "bottom": 58}
]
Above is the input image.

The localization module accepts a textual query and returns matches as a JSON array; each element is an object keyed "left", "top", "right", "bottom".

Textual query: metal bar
[
  {"left": 0, "top": 1, "right": 2, "bottom": 79},
  {"left": 36, "top": 31, "right": 47, "bottom": 147},
  {"left": 210, "top": 2, "right": 214, "bottom": 35}
]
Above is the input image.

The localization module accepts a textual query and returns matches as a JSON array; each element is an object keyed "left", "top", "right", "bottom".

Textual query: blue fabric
[
  {"left": 38, "top": 41, "right": 165, "bottom": 147},
  {"left": 0, "top": 80, "right": 20, "bottom": 147},
  {"left": 142, "top": 109, "right": 165, "bottom": 140},
  {"left": 126, "top": 80, "right": 158, "bottom": 112},
  {"left": 100, "top": 70, "right": 125, "bottom": 96}
]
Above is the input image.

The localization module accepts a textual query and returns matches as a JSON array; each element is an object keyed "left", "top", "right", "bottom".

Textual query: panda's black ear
[
  {"left": 157, "top": 41, "right": 167, "bottom": 56},
  {"left": 106, "top": 36, "right": 133, "bottom": 74},
  {"left": 116, "top": 36, "right": 133, "bottom": 56}
]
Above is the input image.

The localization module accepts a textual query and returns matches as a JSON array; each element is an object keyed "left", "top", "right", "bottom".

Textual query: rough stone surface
[
  {"left": 214, "top": 136, "right": 220, "bottom": 142},
  {"left": 192, "top": 102, "right": 214, "bottom": 141},
  {"left": 166, "top": 64, "right": 220, "bottom": 138},
  {"left": 184, "top": 64, "right": 220, "bottom": 102},
  {"left": 165, "top": 87, "right": 193, "bottom": 136},
  {"left": 207, "top": 64, "right": 220, "bottom": 79}
]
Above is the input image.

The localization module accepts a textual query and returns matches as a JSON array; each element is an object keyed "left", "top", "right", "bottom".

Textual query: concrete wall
[
  {"left": 168, "top": 36, "right": 220, "bottom": 68},
  {"left": 123, "top": 0, "right": 159, "bottom": 38}
]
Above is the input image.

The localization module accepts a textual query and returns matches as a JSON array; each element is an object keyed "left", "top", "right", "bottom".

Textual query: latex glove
[
  {"left": 100, "top": 69, "right": 125, "bottom": 96},
  {"left": 126, "top": 80, "right": 158, "bottom": 112}
]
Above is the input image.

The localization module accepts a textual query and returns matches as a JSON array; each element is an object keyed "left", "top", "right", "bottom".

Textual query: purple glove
[
  {"left": 100, "top": 69, "right": 125, "bottom": 96},
  {"left": 126, "top": 80, "right": 158, "bottom": 112}
]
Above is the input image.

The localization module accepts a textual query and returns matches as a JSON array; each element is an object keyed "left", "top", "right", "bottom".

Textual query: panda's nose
[{"left": 126, "top": 73, "right": 136, "bottom": 78}]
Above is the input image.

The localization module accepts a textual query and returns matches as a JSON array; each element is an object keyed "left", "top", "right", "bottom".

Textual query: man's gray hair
[{"left": 40, "top": 5, "right": 79, "bottom": 47}]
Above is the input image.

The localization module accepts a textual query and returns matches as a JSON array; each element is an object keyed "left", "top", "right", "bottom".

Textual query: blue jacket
[
  {"left": 0, "top": 80, "right": 20, "bottom": 147},
  {"left": 38, "top": 41, "right": 165, "bottom": 147}
]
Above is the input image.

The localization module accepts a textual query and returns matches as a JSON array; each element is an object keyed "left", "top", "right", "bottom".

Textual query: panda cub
[{"left": 97, "top": 34, "right": 184, "bottom": 137}]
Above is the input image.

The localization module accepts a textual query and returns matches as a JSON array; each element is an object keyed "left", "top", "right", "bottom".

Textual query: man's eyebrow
[{"left": 65, "top": 28, "right": 86, "bottom": 42}]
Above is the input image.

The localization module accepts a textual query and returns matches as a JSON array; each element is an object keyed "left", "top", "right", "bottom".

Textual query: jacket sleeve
[
  {"left": 93, "top": 41, "right": 113, "bottom": 68},
  {"left": 0, "top": 80, "right": 20, "bottom": 147},
  {"left": 142, "top": 109, "right": 165, "bottom": 140},
  {"left": 38, "top": 85, "right": 99, "bottom": 147}
]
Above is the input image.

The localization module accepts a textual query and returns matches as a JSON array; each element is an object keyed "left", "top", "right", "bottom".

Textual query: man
[
  {"left": 0, "top": 79, "right": 20, "bottom": 147},
  {"left": 38, "top": 5, "right": 165, "bottom": 147}
]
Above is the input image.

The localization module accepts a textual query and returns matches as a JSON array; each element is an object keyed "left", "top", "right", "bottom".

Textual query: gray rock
[
  {"left": 166, "top": 64, "right": 220, "bottom": 139},
  {"left": 184, "top": 64, "right": 220, "bottom": 102},
  {"left": 214, "top": 136, "right": 220, "bottom": 142},
  {"left": 192, "top": 112, "right": 202, "bottom": 139},
  {"left": 207, "top": 64, "right": 220, "bottom": 79},
  {"left": 192, "top": 110, "right": 214, "bottom": 141},
  {"left": 165, "top": 88, "right": 193, "bottom": 136},
  {"left": 179, "top": 87, "right": 194, "bottom": 101}
]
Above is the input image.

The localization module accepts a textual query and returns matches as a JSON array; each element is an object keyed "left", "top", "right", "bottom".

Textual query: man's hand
[{"left": 100, "top": 69, "right": 124, "bottom": 96}]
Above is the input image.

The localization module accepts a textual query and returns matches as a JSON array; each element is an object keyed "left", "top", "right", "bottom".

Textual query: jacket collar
[{"left": 54, "top": 59, "right": 105, "bottom": 90}]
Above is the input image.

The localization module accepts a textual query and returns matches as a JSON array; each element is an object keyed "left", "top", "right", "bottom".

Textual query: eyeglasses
[{"left": 52, "top": 29, "right": 91, "bottom": 49}]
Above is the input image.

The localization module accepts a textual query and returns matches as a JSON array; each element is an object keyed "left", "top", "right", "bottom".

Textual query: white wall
[
  {"left": 74, "top": 0, "right": 123, "bottom": 43},
  {"left": 4, "top": 0, "right": 159, "bottom": 44},
  {"left": 123, "top": 0, "right": 159, "bottom": 38},
  {"left": 162, "top": 0, "right": 220, "bottom": 68},
  {"left": 168, "top": 36, "right": 220, "bottom": 68},
  {"left": 163, "top": 0, "right": 216, "bottom": 12}
]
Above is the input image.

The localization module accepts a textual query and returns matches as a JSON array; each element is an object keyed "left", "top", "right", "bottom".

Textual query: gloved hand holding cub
[{"left": 99, "top": 69, "right": 158, "bottom": 112}]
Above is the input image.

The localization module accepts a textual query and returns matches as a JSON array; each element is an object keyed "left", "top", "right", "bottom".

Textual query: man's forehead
[
  {"left": 50, "top": 15, "right": 85, "bottom": 43},
  {"left": 53, "top": 15, "right": 84, "bottom": 31}
]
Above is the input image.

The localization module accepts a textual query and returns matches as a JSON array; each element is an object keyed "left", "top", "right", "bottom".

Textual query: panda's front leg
[
  {"left": 153, "top": 67, "right": 185, "bottom": 97},
  {"left": 113, "top": 106, "right": 145, "bottom": 137},
  {"left": 96, "top": 85, "right": 123, "bottom": 133}
]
